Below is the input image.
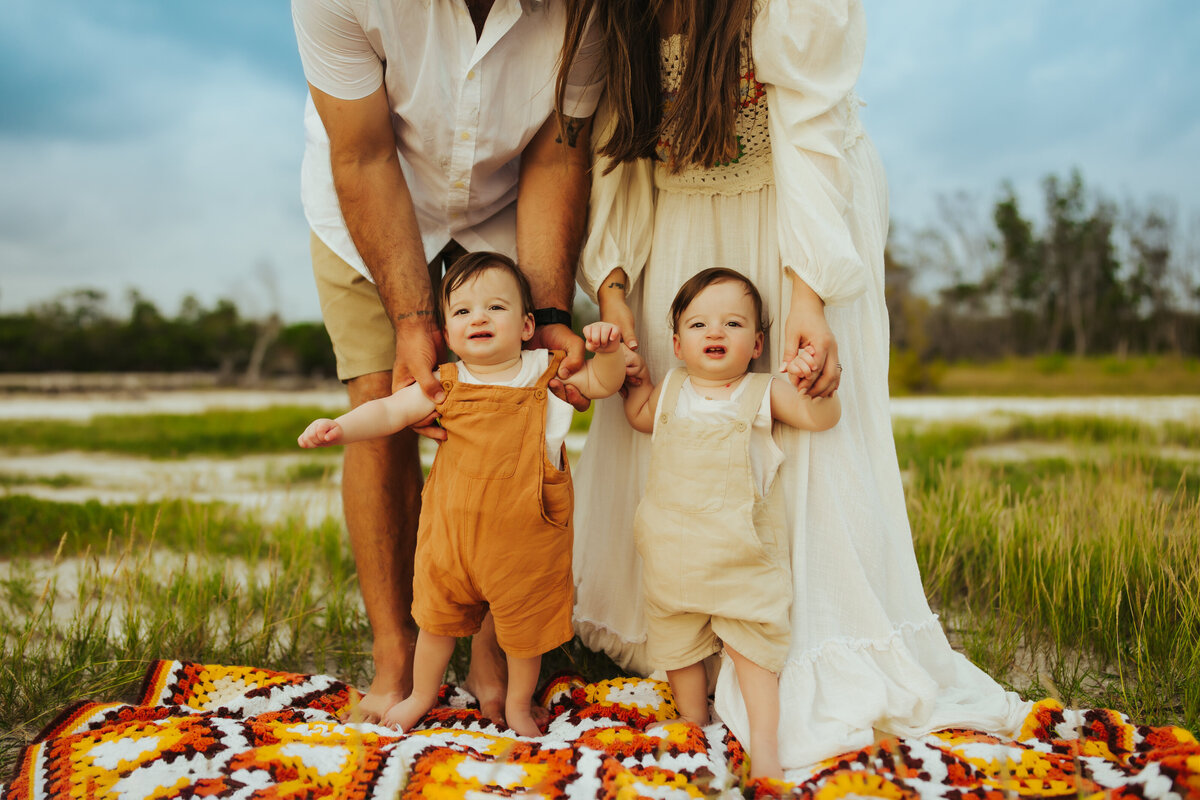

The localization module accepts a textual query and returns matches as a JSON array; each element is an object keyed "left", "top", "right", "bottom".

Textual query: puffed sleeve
[
  {"left": 292, "top": 0, "right": 382, "bottom": 101},
  {"left": 752, "top": 0, "right": 867, "bottom": 306},
  {"left": 578, "top": 99, "right": 656, "bottom": 302}
]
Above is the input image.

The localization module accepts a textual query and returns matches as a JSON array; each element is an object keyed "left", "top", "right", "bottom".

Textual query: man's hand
[
  {"left": 530, "top": 322, "right": 588, "bottom": 410},
  {"left": 392, "top": 313, "right": 447, "bottom": 439}
]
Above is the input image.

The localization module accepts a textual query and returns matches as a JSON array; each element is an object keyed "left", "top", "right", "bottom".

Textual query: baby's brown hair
[
  {"left": 669, "top": 267, "right": 768, "bottom": 334},
  {"left": 436, "top": 251, "right": 535, "bottom": 330}
]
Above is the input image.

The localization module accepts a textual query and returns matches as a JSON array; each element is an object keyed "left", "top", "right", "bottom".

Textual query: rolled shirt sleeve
[
  {"left": 753, "top": 0, "right": 867, "bottom": 306},
  {"left": 292, "top": 0, "right": 383, "bottom": 101}
]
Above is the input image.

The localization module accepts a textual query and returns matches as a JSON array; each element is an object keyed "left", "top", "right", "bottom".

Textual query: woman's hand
[
  {"left": 781, "top": 276, "right": 841, "bottom": 398},
  {"left": 597, "top": 268, "right": 638, "bottom": 351}
]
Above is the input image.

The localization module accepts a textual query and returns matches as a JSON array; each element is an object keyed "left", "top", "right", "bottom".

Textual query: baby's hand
[
  {"left": 781, "top": 344, "right": 819, "bottom": 386},
  {"left": 624, "top": 350, "right": 650, "bottom": 388},
  {"left": 298, "top": 418, "right": 343, "bottom": 448},
  {"left": 583, "top": 321, "right": 622, "bottom": 354}
]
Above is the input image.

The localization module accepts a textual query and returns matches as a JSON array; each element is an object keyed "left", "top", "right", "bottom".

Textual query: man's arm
[
  {"left": 308, "top": 83, "right": 444, "bottom": 401},
  {"left": 517, "top": 114, "right": 594, "bottom": 381}
]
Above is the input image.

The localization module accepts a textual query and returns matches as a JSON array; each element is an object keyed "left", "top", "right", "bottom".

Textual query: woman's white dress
[{"left": 571, "top": 0, "right": 1031, "bottom": 773}]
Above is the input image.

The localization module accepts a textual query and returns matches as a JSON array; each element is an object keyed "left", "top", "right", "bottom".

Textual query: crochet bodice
[{"left": 654, "top": 29, "right": 773, "bottom": 195}]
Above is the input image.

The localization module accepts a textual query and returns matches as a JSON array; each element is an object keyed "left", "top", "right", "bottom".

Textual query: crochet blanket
[{"left": 5, "top": 661, "right": 1198, "bottom": 799}]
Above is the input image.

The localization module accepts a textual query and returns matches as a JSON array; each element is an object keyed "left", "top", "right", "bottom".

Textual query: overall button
[
  {"left": 441, "top": 380, "right": 453, "bottom": 392},
  {"left": 533, "top": 388, "right": 546, "bottom": 400}
]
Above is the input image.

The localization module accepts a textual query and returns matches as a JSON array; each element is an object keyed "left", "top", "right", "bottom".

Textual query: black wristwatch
[{"left": 532, "top": 307, "right": 573, "bottom": 328}]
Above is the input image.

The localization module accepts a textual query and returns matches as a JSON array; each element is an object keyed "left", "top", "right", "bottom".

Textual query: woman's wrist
[
  {"left": 596, "top": 269, "right": 630, "bottom": 314},
  {"left": 788, "top": 273, "right": 825, "bottom": 318}
]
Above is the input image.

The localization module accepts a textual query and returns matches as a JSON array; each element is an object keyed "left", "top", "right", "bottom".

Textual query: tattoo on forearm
[{"left": 555, "top": 116, "right": 588, "bottom": 148}]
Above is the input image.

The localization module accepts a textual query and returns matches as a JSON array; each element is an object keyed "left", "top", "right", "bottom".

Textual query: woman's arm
[{"left": 754, "top": 0, "right": 871, "bottom": 397}]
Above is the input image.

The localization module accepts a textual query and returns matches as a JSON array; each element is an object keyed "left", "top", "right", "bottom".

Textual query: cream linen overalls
[{"left": 635, "top": 369, "right": 792, "bottom": 673}]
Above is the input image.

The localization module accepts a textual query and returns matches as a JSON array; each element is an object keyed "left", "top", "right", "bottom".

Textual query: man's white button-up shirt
[{"left": 293, "top": 0, "right": 603, "bottom": 279}]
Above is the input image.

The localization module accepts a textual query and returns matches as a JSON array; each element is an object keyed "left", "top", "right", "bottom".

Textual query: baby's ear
[
  {"left": 521, "top": 312, "right": 535, "bottom": 341},
  {"left": 752, "top": 330, "right": 764, "bottom": 359}
]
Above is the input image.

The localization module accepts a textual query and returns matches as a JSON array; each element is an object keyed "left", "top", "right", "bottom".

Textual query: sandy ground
[
  {"left": 1, "top": 390, "right": 1197, "bottom": 522},
  {"left": 3, "top": 389, "right": 1198, "bottom": 423}
]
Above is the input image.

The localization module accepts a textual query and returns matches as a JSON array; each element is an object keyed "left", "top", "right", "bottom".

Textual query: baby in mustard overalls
[
  {"left": 300, "top": 252, "right": 626, "bottom": 737},
  {"left": 622, "top": 268, "right": 842, "bottom": 780}
]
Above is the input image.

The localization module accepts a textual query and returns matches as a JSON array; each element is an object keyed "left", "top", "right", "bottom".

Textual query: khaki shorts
[{"left": 310, "top": 231, "right": 465, "bottom": 382}]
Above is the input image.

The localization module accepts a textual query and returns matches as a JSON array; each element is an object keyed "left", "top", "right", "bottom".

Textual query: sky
[{"left": 2, "top": 1, "right": 1198, "bottom": 322}]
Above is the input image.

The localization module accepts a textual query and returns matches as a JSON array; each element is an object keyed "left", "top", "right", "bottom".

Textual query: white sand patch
[
  {"left": 891, "top": 395, "right": 1200, "bottom": 425},
  {"left": 0, "top": 388, "right": 347, "bottom": 421}
]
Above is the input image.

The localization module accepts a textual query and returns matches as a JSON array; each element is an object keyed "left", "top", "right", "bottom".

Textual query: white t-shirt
[
  {"left": 659, "top": 372, "right": 785, "bottom": 497},
  {"left": 292, "top": 0, "right": 605, "bottom": 278},
  {"left": 455, "top": 349, "right": 574, "bottom": 469}
]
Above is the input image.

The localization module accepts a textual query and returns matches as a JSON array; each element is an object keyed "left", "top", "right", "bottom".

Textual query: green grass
[
  {"left": 0, "top": 472, "right": 83, "bottom": 488},
  {"left": 904, "top": 354, "right": 1200, "bottom": 396},
  {"left": 0, "top": 406, "right": 343, "bottom": 458},
  {"left": 1, "top": 405, "right": 1198, "bottom": 777}
]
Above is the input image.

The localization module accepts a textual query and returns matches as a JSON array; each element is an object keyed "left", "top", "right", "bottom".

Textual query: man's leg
[
  {"left": 311, "top": 232, "right": 423, "bottom": 723},
  {"left": 343, "top": 371, "right": 422, "bottom": 722}
]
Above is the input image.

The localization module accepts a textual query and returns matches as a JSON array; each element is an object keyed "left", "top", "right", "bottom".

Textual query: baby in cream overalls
[
  {"left": 622, "top": 268, "right": 842, "bottom": 780},
  {"left": 300, "top": 252, "right": 626, "bottom": 738}
]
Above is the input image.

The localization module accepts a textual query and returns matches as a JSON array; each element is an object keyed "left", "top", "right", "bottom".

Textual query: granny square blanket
[{"left": 4, "top": 660, "right": 1198, "bottom": 799}]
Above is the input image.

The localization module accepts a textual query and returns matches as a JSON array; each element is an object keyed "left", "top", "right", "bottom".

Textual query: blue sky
[{"left": 2, "top": 1, "right": 1198, "bottom": 322}]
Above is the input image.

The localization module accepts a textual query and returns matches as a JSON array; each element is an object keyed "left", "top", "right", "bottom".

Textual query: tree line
[
  {"left": 3, "top": 170, "right": 1197, "bottom": 380},
  {"left": 0, "top": 289, "right": 336, "bottom": 381},
  {"left": 886, "top": 170, "right": 1200, "bottom": 368}
]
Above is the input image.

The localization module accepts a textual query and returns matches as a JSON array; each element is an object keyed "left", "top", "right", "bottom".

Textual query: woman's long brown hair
[{"left": 556, "top": 0, "right": 754, "bottom": 172}]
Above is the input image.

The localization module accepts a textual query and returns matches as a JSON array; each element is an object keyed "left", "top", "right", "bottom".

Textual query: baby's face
[
  {"left": 672, "top": 279, "right": 763, "bottom": 382},
  {"left": 443, "top": 268, "right": 534, "bottom": 366}
]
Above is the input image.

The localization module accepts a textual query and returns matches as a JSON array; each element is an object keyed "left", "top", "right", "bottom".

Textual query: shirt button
[
  {"left": 659, "top": 414, "right": 669, "bottom": 425},
  {"left": 453, "top": 181, "right": 465, "bottom": 189},
  {"left": 461, "top": 131, "right": 470, "bottom": 141},
  {"left": 467, "top": 70, "right": 476, "bottom": 80},
  {"left": 735, "top": 421, "right": 748, "bottom": 432}
]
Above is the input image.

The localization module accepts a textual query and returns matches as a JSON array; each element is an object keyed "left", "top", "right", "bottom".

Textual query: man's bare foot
[
  {"left": 341, "top": 638, "right": 416, "bottom": 723},
  {"left": 341, "top": 688, "right": 406, "bottom": 724},
  {"left": 380, "top": 692, "right": 436, "bottom": 733}
]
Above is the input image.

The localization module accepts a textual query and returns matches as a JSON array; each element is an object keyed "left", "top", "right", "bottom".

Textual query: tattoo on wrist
[
  {"left": 555, "top": 116, "right": 587, "bottom": 148},
  {"left": 394, "top": 310, "right": 433, "bottom": 322}
]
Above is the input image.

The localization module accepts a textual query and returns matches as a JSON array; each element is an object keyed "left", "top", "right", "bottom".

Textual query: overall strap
[
  {"left": 657, "top": 368, "right": 689, "bottom": 418},
  {"left": 534, "top": 350, "right": 565, "bottom": 388},
  {"left": 439, "top": 361, "right": 459, "bottom": 385},
  {"left": 735, "top": 373, "right": 773, "bottom": 422}
]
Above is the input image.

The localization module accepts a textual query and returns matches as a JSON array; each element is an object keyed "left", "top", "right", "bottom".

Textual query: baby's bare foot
[
  {"left": 505, "top": 708, "right": 542, "bottom": 738},
  {"left": 380, "top": 694, "right": 435, "bottom": 733}
]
